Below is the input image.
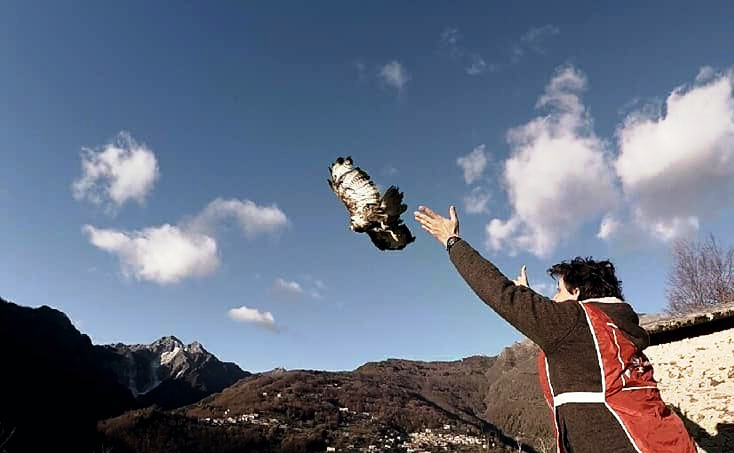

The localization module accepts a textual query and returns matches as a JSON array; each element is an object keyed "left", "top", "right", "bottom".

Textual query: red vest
[{"left": 537, "top": 300, "right": 698, "bottom": 453}]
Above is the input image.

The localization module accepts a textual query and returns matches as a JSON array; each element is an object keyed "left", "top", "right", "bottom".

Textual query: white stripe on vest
[{"left": 553, "top": 391, "right": 606, "bottom": 407}]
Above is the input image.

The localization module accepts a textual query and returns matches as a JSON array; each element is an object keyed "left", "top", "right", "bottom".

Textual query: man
[{"left": 413, "top": 205, "right": 699, "bottom": 453}]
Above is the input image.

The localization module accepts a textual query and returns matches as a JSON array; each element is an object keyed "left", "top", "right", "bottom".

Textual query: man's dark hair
[{"left": 547, "top": 257, "right": 624, "bottom": 301}]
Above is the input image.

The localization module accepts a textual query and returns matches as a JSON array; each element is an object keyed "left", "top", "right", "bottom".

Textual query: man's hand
[
  {"left": 413, "top": 205, "right": 460, "bottom": 247},
  {"left": 513, "top": 265, "right": 529, "bottom": 287}
]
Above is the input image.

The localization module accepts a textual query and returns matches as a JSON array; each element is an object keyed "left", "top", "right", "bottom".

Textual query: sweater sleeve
[{"left": 448, "top": 238, "right": 582, "bottom": 351}]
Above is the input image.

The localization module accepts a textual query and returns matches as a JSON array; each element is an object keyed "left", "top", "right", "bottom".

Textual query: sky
[{"left": 2, "top": 1, "right": 734, "bottom": 373}]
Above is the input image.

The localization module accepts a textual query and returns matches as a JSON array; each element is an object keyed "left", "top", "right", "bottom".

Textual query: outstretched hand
[{"left": 413, "top": 205, "right": 460, "bottom": 247}]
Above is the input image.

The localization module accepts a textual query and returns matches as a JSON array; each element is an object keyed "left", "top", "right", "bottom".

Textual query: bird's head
[{"left": 329, "top": 155, "right": 355, "bottom": 182}]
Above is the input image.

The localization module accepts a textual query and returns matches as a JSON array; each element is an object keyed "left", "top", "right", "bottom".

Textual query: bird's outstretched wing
[{"left": 380, "top": 185, "right": 408, "bottom": 219}]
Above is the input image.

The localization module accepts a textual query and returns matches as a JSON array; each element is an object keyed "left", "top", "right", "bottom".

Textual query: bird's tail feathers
[{"left": 366, "top": 224, "right": 416, "bottom": 251}]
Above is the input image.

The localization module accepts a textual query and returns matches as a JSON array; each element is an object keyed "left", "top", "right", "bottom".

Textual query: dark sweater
[{"left": 448, "top": 238, "right": 651, "bottom": 453}]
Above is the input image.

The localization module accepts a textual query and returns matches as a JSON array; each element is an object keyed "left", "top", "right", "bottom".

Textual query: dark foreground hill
[
  {"left": 0, "top": 296, "right": 135, "bottom": 452},
  {"left": 0, "top": 296, "right": 249, "bottom": 452}
]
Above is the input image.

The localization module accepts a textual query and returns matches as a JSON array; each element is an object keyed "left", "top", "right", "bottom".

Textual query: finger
[
  {"left": 519, "top": 266, "right": 529, "bottom": 286},
  {"left": 420, "top": 206, "right": 438, "bottom": 217},
  {"left": 413, "top": 214, "right": 433, "bottom": 227},
  {"left": 449, "top": 205, "right": 457, "bottom": 221},
  {"left": 415, "top": 212, "right": 437, "bottom": 226}
]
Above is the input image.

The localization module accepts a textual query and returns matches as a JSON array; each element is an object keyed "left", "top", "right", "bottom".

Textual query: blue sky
[{"left": 2, "top": 2, "right": 734, "bottom": 373}]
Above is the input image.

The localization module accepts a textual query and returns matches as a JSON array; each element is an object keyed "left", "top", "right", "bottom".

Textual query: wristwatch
[{"left": 446, "top": 236, "right": 461, "bottom": 252}]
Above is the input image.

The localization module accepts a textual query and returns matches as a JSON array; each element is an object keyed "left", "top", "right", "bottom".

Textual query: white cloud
[
  {"left": 82, "top": 224, "right": 218, "bottom": 284},
  {"left": 186, "top": 198, "right": 289, "bottom": 239},
  {"left": 272, "top": 277, "right": 304, "bottom": 298},
  {"left": 510, "top": 44, "right": 525, "bottom": 63},
  {"left": 440, "top": 28, "right": 462, "bottom": 50},
  {"left": 305, "top": 275, "right": 326, "bottom": 298},
  {"left": 457, "top": 145, "right": 488, "bottom": 184},
  {"left": 72, "top": 131, "right": 160, "bottom": 212},
  {"left": 614, "top": 69, "right": 734, "bottom": 242},
  {"left": 228, "top": 306, "right": 278, "bottom": 332},
  {"left": 597, "top": 214, "right": 621, "bottom": 240},
  {"left": 520, "top": 25, "right": 560, "bottom": 50},
  {"left": 379, "top": 61, "right": 410, "bottom": 91},
  {"left": 84, "top": 196, "right": 290, "bottom": 284},
  {"left": 439, "top": 28, "right": 464, "bottom": 64},
  {"left": 273, "top": 275, "right": 327, "bottom": 300},
  {"left": 439, "top": 27, "right": 494, "bottom": 76},
  {"left": 646, "top": 214, "right": 699, "bottom": 242},
  {"left": 463, "top": 186, "right": 491, "bottom": 215},
  {"left": 465, "top": 55, "right": 489, "bottom": 75},
  {"left": 457, "top": 145, "right": 493, "bottom": 215},
  {"left": 486, "top": 65, "right": 619, "bottom": 257},
  {"left": 696, "top": 66, "right": 716, "bottom": 83},
  {"left": 511, "top": 25, "right": 560, "bottom": 64},
  {"left": 510, "top": 25, "right": 560, "bottom": 63},
  {"left": 441, "top": 25, "right": 558, "bottom": 75}
]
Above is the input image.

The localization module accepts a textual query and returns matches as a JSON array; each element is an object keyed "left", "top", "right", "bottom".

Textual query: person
[{"left": 413, "top": 205, "right": 699, "bottom": 453}]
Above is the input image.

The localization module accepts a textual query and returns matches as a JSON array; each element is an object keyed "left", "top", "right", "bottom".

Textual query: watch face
[{"left": 447, "top": 237, "right": 459, "bottom": 249}]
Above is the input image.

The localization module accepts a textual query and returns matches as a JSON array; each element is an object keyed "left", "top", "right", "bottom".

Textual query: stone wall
[{"left": 641, "top": 302, "right": 734, "bottom": 453}]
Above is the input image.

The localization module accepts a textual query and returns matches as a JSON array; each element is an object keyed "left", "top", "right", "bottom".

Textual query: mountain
[
  {"left": 0, "top": 296, "right": 135, "bottom": 453},
  {"left": 102, "top": 335, "right": 249, "bottom": 409},
  {"left": 0, "top": 296, "right": 250, "bottom": 453},
  {"left": 0, "top": 295, "right": 555, "bottom": 453},
  {"left": 98, "top": 345, "right": 555, "bottom": 453}
]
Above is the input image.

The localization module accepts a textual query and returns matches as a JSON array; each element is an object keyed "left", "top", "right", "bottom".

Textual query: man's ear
[{"left": 572, "top": 288, "right": 581, "bottom": 300}]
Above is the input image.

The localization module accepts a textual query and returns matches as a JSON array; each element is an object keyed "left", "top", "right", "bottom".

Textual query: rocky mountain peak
[
  {"left": 150, "top": 335, "right": 185, "bottom": 351},
  {"left": 102, "top": 334, "right": 248, "bottom": 408},
  {"left": 186, "top": 340, "right": 207, "bottom": 355}
]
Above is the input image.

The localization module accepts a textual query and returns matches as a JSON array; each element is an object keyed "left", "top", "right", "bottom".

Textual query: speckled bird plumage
[{"left": 327, "top": 156, "right": 415, "bottom": 251}]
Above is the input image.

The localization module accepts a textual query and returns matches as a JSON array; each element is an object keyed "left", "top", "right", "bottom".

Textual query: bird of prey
[{"left": 327, "top": 156, "right": 415, "bottom": 251}]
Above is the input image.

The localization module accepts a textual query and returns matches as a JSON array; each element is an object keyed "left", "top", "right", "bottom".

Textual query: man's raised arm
[
  {"left": 447, "top": 237, "right": 582, "bottom": 351},
  {"left": 413, "top": 204, "right": 581, "bottom": 352}
]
